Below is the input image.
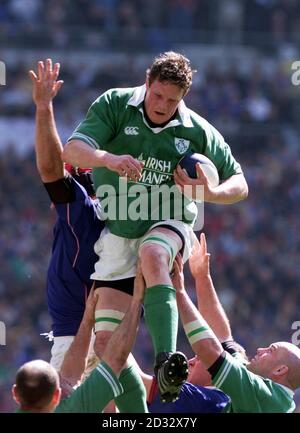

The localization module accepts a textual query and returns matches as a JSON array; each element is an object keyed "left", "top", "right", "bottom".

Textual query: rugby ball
[{"left": 178, "top": 153, "right": 219, "bottom": 187}]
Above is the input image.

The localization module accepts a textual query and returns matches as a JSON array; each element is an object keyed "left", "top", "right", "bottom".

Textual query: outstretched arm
[
  {"left": 102, "top": 263, "right": 145, "bottom": 376},
  {"left": 59, "top": 287, "right": 99, "bottom": 386},
  {"left": 173, "top": 256, "right": 223, "bottom": 369},
  {"left": 29, "top": 59, "right": 64, "bottom": 182},
  {"left": 189, "top": 233, "right": 232, "bottom": 342}
]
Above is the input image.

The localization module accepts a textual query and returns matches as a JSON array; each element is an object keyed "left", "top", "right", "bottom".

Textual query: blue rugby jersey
[
  {"left": 45, "top": 176, "right": 104, "bottom": 336},
  {"left": 148, "top": 378, "right": 230, "bottom": 413}
]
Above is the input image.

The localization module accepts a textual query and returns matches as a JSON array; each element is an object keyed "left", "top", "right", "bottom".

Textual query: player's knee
[{"left": 140, "top": 244, "right": 169, "bottom": 278}]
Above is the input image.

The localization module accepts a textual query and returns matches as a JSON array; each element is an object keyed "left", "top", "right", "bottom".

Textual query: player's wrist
[
  {"left": 100, "top": 150, "right": 113, "bottom": 168},
  {"left": 193, "top": 272, "right": 211, "bottom": 281},
  {"left": 36, "top": 102, "right": 53, "bottom": 112}
]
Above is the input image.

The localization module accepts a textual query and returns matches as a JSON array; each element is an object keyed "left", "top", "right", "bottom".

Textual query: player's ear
[
  {"left": 272, "top": 364, "right": 288, "bottom": 378},
  {"left": 12, "top": 384, "right": 20, "bottom": 403},
  {"left": 52, "top": 387, "right": 62, "bottom": 406},
  {"left": 183, "top": 88, "right": 189, "bottom": 98}
]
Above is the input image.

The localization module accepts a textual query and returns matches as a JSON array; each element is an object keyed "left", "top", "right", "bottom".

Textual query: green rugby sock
[
  {"left": 114, "top": 365, "right": 148, "bottom": 413},
  {"left": 144, "top": 284, "right": 178, "bottom": 356}
]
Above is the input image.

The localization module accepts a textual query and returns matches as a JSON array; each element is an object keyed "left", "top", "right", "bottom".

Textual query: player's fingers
[
  {"left": 92, "top": 290, "right": 99, "bottom": 304},
  {"left": 45, "top": 58, "right": 52, "bottom": 79},
  {"left": 125, "top": 164, "right": 142, "bottom": 180},
  {"left": 172, "top": 257, "right": 179, "bottom": 275},
  {"left": 196, "top": 163, "right": 207, "bottom": 181},
  {"left": 52, "top": 62, "right": 60, "bottom": 81},
  {"left": 37, "top": 61, "right": 44, "bottom": 80},
  {"left": 28, "top": 70, "right": 37, "bottom": 82},
  {"left": 54, "top": 80, "right": 64, "bottom": 94},
  {"left": 129, "top": 159, "right": 144, "bottom": 175},
  {"left": 191, "top": 237, "right": 201, "bottom": 258},
  {"left": 175, "top": 253, "right": 183, "bottom": 269},
  {"left": 200, "top": 232, "right": 206, "bottom": 254},
  {"left": 173, "top": 170, "right": 185, "bottom": 186},
  {"left": 176, "top": 165, "right": 190, "bottom": 182}
]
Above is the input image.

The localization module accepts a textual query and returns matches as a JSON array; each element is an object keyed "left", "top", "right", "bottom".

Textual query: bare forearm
[
  {"left": 35, "top": 105, "right": 64, "bottom": 182},
  {"left": 102, "top": 300, "right": 142, "bottom": 375},
  {"left": 206, "top": 174, "right": 248, "bottom": 204},
  {"left": 195, "top": 276, "right": 232, "bottom": 342},
  {"left": 62, "top": 140, "right": 110, "bottom": 168},
  {"left": 176, "top": 289, "right": 223, "bottom": 368},
  {"left": 59, "top": 320, "right": 93, "bottom": 386}
]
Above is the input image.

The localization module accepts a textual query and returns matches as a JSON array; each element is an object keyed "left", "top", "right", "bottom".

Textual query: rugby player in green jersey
[
  {"left": 12, "top": 265, "right": 147, "bottom": 413},
  {"left": 174, "top": 235, "right": 300, "bottom": 413},
  {"left": 62, "top": 51, "right": 248, "bottom": 403}
]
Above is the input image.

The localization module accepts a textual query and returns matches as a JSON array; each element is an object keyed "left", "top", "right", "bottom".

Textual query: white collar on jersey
[
  {"left": 127, "top": 84, "right": 193, "bottom": 134},
  {"left": 276, "top": 383, "right": 294, "bottom": 398}
]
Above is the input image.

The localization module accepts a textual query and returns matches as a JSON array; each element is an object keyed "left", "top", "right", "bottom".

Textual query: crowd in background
[
  {"left": 1, "top": 0, "right": 300, "bottom": 48},
  {"left": 1, "top": 0, "right": 300, "bottom": 412}
]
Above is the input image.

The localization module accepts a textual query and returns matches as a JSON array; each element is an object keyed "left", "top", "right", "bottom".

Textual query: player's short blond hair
[{"left": 147, "top": 51, "right": 196, "bottom": 93}]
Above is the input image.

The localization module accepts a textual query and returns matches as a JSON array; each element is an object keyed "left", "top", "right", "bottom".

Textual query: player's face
[
  {"left": 247, "top": 342, "right": 287, "bottom": 376},
  {"left": 187, "top": 356, "right": 212, "bottom": 386},
  {"left": 144, "top": 79, "right": 185, "bottom": 125}
]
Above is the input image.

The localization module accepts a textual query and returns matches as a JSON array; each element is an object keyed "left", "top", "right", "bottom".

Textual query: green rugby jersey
[
  {"left": 69, "top": 85, "right": 243, "bottom": 238},
  {"left": 55, "top": 361, "right": 123, "bottom": 413},
  {"left": 212, "top": 352, "right": 295, "bottom": 413}
]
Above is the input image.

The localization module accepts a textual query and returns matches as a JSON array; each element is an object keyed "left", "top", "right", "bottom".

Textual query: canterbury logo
[{"left": 124, "top": 127, "right": 139, "bottom": 135}]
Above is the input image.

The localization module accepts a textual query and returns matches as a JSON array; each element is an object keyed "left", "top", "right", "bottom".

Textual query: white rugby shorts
[{"left": 91, "top": 219, "right": 197, "bottom": 281}]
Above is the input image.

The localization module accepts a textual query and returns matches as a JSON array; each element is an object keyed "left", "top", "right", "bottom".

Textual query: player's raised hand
[
  {"left": 29, "top": 59, "right": 64, "bottom": 109},
  {"left": 189, "top": 232, "right": 211, "bottom": 279}
]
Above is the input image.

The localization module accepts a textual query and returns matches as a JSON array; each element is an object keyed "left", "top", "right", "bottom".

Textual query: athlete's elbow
[
  {"left": 233, "top": 174, "right": 248, "bottom": 202},
  {"left": 239, "top": 178, "right": 249, "bottom": 201},
  {"left": 62, "top": 141, "right": 74, "bottom": 164}
]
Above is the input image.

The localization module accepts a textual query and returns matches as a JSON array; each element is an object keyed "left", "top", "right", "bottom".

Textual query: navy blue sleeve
[
  {"left": 43, "top": 174, "right": 88, "bottom": 204},
  {"left": 148, "top": 382, "right": 230, "bottom": 413},
  {"left": 45, "top": 176, "right": 98, "bottom": 224}
]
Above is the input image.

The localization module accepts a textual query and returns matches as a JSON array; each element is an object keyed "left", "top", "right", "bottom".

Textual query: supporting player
[
  {"left": 29, "top": 59, "right": 104, "bottom": 372},
  {"left": 175, "top": 235, "right": 300, "bottom": 412}
]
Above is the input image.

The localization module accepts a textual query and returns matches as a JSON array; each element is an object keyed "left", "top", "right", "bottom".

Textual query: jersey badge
[{"left": 175, "top": 137, "right": 190, "bottom": 154}]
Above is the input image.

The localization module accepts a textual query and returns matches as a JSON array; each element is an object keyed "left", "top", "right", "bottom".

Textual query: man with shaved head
[{"left": 173, "top": 234, "right": 300, "bottom": 413}]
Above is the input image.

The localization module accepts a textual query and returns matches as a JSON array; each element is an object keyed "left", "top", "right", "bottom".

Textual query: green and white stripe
[
  {"left": 69, "top": 132, "right": 100, "bottom": 149},
  {"left": 95, "top": 309, "right": 124, "bottom": 332},
  {"left": 96, "top": 362, "right": 123, "bottom": 398},
  {"left": 140, "top": 234, "right": 176, "bottom": 270},
  {"left": 213, "top": 355, "right": 233, "bottom": 389},
  {"left": 184, "top": 320, "right": 216, "bottom": 345}
]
